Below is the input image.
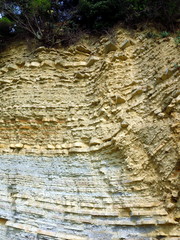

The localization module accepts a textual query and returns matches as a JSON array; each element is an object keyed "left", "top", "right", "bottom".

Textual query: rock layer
[{"left": 0, "top": 29, "right": 179, "bottom": 239}]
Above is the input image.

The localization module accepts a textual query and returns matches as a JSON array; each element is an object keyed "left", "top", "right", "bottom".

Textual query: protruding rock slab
[{"left": 104, "top": 41, "right": 118, "bottom": 54}]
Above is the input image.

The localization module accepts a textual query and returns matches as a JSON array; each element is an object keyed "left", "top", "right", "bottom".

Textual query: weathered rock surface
[{"left": 0, "top": 29, "right": 179, "bottom": 240}]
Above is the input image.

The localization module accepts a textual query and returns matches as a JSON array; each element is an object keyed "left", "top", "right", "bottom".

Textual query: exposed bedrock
[{"left": 0, "top": 29, "right": 179, "bottom": 239}]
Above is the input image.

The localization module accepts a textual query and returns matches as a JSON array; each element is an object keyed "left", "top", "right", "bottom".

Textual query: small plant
[
  {"left": 0, "top": 17, "right": 12, "bottom": 24},
  {"left": 0, "top": 17, "right": 14, "bottom": 35},
  {"left": 174, "top": 36, "right": 180, "bottom": 45},
  {"left": 159, "top": 31, "right": 170, "bottom": 38},
  {"left": 145, "top": 32, "right": 158, "bottom": 39},
  {"left": 173, "top": 63, "right": 179, "bottom": 69}
]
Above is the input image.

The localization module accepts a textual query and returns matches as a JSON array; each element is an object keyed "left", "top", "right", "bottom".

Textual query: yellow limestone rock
[
  {"left": 104, "top": 41, "right": 118, "bottom": 54},
  {"left": 120, "top": 39, "right": 133, "bottom": 50},
  {"left": 89, "top": 137, "right": 103, "bottom": 145},
  {"left": 76, "top": 45, "right": 91, "bottom": 54},
  {"left": 30, "top": 62, "right": 41, "bottom": 67},
  {"left": 0, "top": 28, "right": 179, "bottom": 240},
  {"left": 10, "top": 143, "right": 24, "bottom": 149},
  {"left": 7, "top": 64, "right": 18, "bottom": 71},
  {"left": 112, "top": 52, "right": 128, "bottom": 61},
  {"left": 86, "top": 56, "right": 100, "bottom": 67},
  {"left": 41, "top": 60, "right": 54, "bottom": 67}
]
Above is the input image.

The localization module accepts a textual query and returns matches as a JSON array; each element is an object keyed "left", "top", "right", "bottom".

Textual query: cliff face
[{"left": 0, "top": 29, "right": 179, "bottom": 240}]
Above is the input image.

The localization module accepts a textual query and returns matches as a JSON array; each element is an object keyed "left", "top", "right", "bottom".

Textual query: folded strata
[{"left": 0, "top": 29, "right": 179, "bottom": 239}]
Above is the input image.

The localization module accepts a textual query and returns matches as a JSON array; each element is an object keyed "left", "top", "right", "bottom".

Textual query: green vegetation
[
  {"left": 78, "top": 0, "right": 180, "bottom": 29},
  {"left": 0, "top": 0, "right": 179, "bottom": 46},
  {"left": 30, "top": 0, "right": 51, "bottom": 13},
  {"left": 145, "top": 32, "right": 159, "bottom": 39},
  {"left": 0, "top": 16, "right": 12, "bottom": 24},
  {"left": 0, "top": 16, "right": 13, "bottom": 39},
  {"left": 159, "top": 31, "right": 170, "bottom": 38},
  {"left": 174, "top": 36, "right": 180, "bottom": 45},
  {"left": 78, "top": 0, "right": 130, "bottom": 29},
  {"left": 173, "top": 31, "right": 180, "bottom": 45}
]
